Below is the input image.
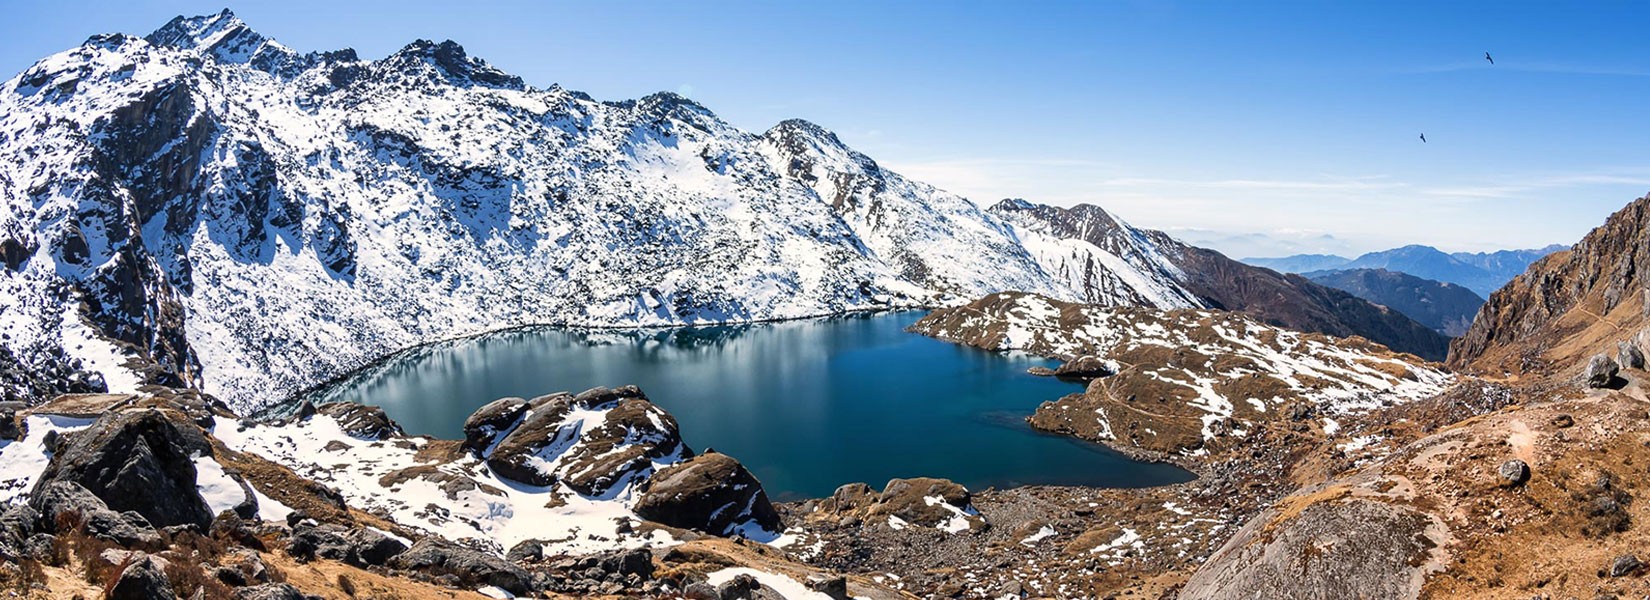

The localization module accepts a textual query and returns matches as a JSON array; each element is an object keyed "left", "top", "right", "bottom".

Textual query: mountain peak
[
  {"left": 380, "top": 38, "right": 524, "bottom": 90},
  {"left": 146, "top": 9, "right": 251, "bottom": 50}
]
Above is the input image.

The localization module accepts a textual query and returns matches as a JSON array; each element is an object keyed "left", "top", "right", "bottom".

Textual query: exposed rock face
[
  {"left": 814, "top": 477, "right": 987, "bottom": 533},
  {"left": 483, "top": 386, "right": 689, "bottom": 496},
  {"left": 1450, "top": 195, "right": 1650, "bottom": 374},
  {"left": 911, "top": 292, "right": 1450, "bottom": 456},
  {"left": 388, "top": 537, "right": 531, "bottom": 595},
  {"left": 313, "top": 402, "right": 403, "bottom": 440},
  {"left": 1182, "top": 499, "right": 1440, "bottom": 599},
  {"left": 634, "top": 451, "right": 782, "bottom": 536},
  {"left": 461, "top": 396, "right": 528, "bottom": 451},
  {"left": 990, "top": 200, "right": 1452, "bottom": 360},
  {"left": 1618, "top": 339, "right": 1645, "bottom": 369},
  {"left": 33, "top": 408, "right": 216, "bottom": 529},
  {"left": 28, "top": 481, "right": 162, "bottom": 547},
  {"left": 286, "top": 522, "right": 407, "bottom": 567},
  {"left": 1052, "top": 355, "right": 1114, "bottom": 379}
]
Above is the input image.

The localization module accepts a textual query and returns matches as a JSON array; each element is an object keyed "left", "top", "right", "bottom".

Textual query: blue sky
[{"left": 5, "top": 1, "right": 1650, "bottom": 257}]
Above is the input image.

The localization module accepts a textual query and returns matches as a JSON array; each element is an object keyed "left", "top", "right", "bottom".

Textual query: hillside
[
  {"left": 1305, "top": 268, "right": 1485, "bottom": 337},
  {"left": 1246, "top": 244, "right": 1566, "bottom": 297},
  {"left": 991, "top": 200, "right": 1452, "bottom": 360}
]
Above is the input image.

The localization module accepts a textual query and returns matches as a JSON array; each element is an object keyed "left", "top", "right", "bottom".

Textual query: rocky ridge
[{"left": 991, "top": 200, "right": 1453, "bottom": 360}]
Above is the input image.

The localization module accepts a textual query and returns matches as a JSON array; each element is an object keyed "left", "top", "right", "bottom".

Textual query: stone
[
  {"left": 107, "top": 554, "right": 176, "bottom": 600},
  {"left": 462, "top": 396, "right": 529, "bottom": 452},
  {"left": 485, "top": 386, "right": 687, "bottom": 496},
  {"left": 1551, "top": 414, "right": 1575, "bottom": 428},
  {"left": 871, "top": 477, "right": 988, "bottom": 532},
  {"left": 505, "top": 539, "right": 544, "bottom": 563},
  {"left": 1619, "top": 341, "right": 1646, "bottom": 370},
  {"left": 32, "top": 408, "right": 216, "bottom": 529},
  {"left": 683, "top": 582, "right": 719, "bottom": 600},
  {"left": 0, "top": 401, "right": 24, "bottom": 441},
  {"left": 232, "top": 583, "right": 307, "bottom": 600},
  {"left": 388, "top": 537, "right": 531, "bottom": 595},
  {"left": 1610, "top": 553, "right": 1642, "bottom": 577},
  {"left": 1053, "top": 355, "right": 1114, "bottom": 378},
  {"left": 805, "top": 574, "right": 850, "bottom": 599},
  {"left": 29, "top": 481, "right": 161, "bottom": 547},
  {"left": 634, "top": 451, "right": 781, "bottom": 535},
  {"left": 1499, "top": 459, "right": 1531, "bottom": 486},
  {"left": 1585, "top": 354, "right": 1620, "bottom": 388},
  {"left": 286, "top": 523, "right": 405, "bottom": 567},
  {"left": 1026, "top": 366, "right": 1056, "bottom": 377},
  {"left": 717, "top": 573, "right": 760, "bottom": 600},
  {"left": 314, "top": 403, "right": 403, "bottom": 440}
]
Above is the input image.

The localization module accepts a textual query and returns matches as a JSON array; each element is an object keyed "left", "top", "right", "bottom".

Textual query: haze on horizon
[{"left": 3, "top": 0, "right": 1646, "bottom": 258}]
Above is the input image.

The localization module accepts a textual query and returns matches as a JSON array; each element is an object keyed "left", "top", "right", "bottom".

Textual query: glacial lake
[{"left": 304, "top": 311, "right": 1194, "bottom": 500}]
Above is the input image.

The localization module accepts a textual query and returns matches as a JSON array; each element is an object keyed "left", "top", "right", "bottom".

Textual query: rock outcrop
[
  {"left": 634, "top": 451, "right": 782, "bottom": 536},
  {"left": 1181, "top": 498, "right": 1440, "bottom": 599},
  {"left": 33, "top": 408, "right": 217, "bottom": 529}
]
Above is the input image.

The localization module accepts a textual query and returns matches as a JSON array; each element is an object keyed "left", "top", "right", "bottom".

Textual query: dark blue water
[{"left": 307, "top": 311, "right": 1193, "bottom": 500}]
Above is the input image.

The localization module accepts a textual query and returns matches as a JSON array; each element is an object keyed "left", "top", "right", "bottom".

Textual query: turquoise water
[{"left": 307, "top": 311, "right": 1193, "bottom": 500}]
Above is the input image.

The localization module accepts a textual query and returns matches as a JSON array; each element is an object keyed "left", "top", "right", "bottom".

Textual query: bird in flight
[
  {"left": 1419, "top": 133, "right": 1427, "bottom": 143},
  {"left": 1485, "top": 52, "right": 1494, "bottom": 65}
]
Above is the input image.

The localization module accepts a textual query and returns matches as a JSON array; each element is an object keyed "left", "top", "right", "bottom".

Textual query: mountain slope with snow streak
[{"left": 0, "top": 11, "right": 1209, "bottom": 412}]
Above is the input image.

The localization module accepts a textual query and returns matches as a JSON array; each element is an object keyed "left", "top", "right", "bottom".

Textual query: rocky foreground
[{"left": 0, "top": 385, "right": 935, "bottom": 599}]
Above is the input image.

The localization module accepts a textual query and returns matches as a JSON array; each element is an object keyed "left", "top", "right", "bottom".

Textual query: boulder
[
  {"left": 314, "top": 402, "right": 404, "bottom": 440},
  {"left": 1026, "top": 366, "right": 1056, "bottom": 377},
  {"left": 870, "top": 477, "right": 988, "bottom": 532},
  {"left": 286, "top": 522, "right": 406, "bottom": 567},
  {"left": 506, "top": 539, "right": 543, "bottom": 563},
  {"left": 1586, "top": 354, "right": 1620, "bottom": 388},
  {"left": 1611, "top": 554, "right": 1643, "bottom": 577},
  {"left": 0, "top": 401, "right": 24, "bottom": 440},
  {"left": 388, "top": 537, "right": 531, "bottom": 595},
  {"left": 28, "top": 481, "right": 161, "bottom": 547},
  {"left": 232, "top": 583, "right": 307, "bottom": 600},
  {"left": 462, "top": 396, "right": 528, "bottom": 451},
  {"left": 32, "top": 408, "right": 216, "bottom": 529},
  {"left": 485, "top": 386, "right": 688, "bottom": 496},
  {"left": 717, "top": 573, "right": 760, "bottom": 600},
  {"left": 107, "top": 554, "right": 176, "bottom": 600},
  {"left": 683, "top": 582, "right": 719, "bottom": 600},
  {"left": 1498, "top": 459, "right": 1530, "bottom": 486},
  {"left": 634, "top": 451, "right": 781, "bottom": 535},
  {"left": 1053, "top": 355, "right": 1114, "bottom": 378},
  {"left": 1619, "top": 340, "right": 1646, "bottom": 370},
  {"left": 805, "top": 575, "right": 850, "bottom": 599}
]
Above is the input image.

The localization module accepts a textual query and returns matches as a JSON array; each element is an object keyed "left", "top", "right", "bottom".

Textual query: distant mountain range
[
  {"left": 1244, "top": 244, "right": 1568, "bottom": 297},
  {"left": 1304, "top": 269, "right": 1485, "bottom": 337}
]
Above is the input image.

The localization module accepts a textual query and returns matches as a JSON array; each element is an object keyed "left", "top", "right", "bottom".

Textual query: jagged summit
[
  {"left": 144, "top": 9, "right": 245, "bottom": 49},
  {"left": 378, "top": 38, "right": 523, "bottom": 89}
]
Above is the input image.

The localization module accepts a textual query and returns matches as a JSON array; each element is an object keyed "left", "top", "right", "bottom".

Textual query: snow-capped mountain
[
  {"left": 0, "top": 11, "right": 1220, "bottom": 411},
  {"left": 988, "top": 200, "right": 1453, "bottom": 360},
  {"left": 989, "top": 199, "right": 1203, "bottom": 309}
]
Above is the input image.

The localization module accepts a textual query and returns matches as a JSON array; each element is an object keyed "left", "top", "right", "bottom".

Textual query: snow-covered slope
[
  {"left": 989, "top": 199, "right": 1203, "bottom": 309},
  {"left": 0, "top": 11, "right": 1261, "bottom": 411}
]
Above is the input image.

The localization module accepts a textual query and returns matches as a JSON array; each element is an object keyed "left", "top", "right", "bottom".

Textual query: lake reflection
[{"left": 305, "top": 311, "right": 1194, "bottom": 499}]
